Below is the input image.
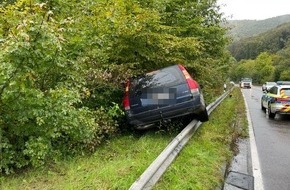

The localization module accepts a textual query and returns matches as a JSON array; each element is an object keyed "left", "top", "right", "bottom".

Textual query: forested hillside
[
  {"left": 0, "top": 0, "right": 230, "bottom": 174},
  {"left": 229, "top": 22, "right": 290, "bottom": 61},
  {"left": 229, "top": 21, "right": 290, "bottom": 84},
  {"left": 226, "top": 14, "right": 290, "bottom": 41}
]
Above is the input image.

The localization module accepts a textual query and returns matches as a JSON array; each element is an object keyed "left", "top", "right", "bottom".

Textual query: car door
[{"left": 265, "top": 86, "right": 278, "bottom": 108}]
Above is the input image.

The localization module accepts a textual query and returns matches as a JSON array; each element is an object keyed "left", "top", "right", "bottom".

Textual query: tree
[
  {"left": 273, "top": 44, "right": 290, "bottom": 81},
  {"left": 253, "top": 52, "right": 275, "bottom": 83}
]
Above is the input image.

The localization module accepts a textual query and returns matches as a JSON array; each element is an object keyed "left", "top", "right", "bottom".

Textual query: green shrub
[{"left": 0, "top": 1, "right": 119, "bottom": 174}]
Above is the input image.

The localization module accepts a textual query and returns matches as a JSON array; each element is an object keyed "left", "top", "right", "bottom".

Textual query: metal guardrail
[{"left": 129, "top": 89, "right": 232, "bottom": 190}]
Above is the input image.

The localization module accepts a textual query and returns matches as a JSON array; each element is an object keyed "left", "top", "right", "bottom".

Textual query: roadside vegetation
[
  {"left": 1, "top": 87, "right": 248, "bottom": 189},
  {"left": 0, "top": 0, "right": 231, "bottom": 175}
]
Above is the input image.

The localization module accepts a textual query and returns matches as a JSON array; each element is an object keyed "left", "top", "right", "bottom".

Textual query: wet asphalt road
[{"left": 242, "top": 86, "right": 290, "bottom": 190}]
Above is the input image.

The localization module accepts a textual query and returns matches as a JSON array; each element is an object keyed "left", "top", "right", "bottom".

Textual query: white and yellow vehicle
[{"left": 261, "top": 81, "right": 290, "bottom": 118}]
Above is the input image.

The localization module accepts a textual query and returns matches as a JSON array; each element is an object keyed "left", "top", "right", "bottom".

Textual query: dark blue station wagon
[{"left": 123, "top": 64, "right": 209, "bottom": 129}]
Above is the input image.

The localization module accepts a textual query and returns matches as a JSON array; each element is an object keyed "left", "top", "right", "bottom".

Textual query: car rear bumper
[
  {"left": 127, "top": 98, "right": 205, "bottom": 126},
  {"left": 271, "top": 104, "right": 290, "bottom": 114}
]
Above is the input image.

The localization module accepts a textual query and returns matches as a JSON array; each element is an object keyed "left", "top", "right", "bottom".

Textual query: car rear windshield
[
  {"left": 131, "top": 66, "right": 183, "bottom": 92},
  {"left": 281, "top": 88, "right": 290, "bottom": 96}
]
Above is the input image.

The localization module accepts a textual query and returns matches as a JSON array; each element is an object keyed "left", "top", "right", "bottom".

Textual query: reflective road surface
[{"left": 242, "top": 86, "right": 290, "bottom": 190}]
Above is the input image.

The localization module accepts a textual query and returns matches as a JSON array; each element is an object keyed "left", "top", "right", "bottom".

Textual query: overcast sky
[{"left": 217, "top": 0, "right": 290, "bottom": 20}]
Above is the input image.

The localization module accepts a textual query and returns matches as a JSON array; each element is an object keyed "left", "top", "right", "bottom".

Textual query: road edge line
[{"left": 243, "top": 93, "right": 264, "bottom": 190}]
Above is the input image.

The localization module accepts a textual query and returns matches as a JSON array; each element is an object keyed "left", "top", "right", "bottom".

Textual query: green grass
[
  {"left": 154, "top": 87, "right": 248, "bottom": 189},
  {"left": 1, "top": 87, "right": 248, "bottom": 190},
  {"left": 1, "top": 133, "right": 178, "bottom": 190}
]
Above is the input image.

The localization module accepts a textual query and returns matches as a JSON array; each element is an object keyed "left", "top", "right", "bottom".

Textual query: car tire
[
  {"left": 267, "top": 103, "right": 275, "bottom": 119},
  {"left": 198, "top": 109, "right": 209, "bottom": 122}
]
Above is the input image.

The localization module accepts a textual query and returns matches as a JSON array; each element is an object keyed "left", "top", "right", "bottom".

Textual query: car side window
[
  {"left": 269, "top": 87, "right": 277, "bottom": 95},
  {"left": 282, "top": 88, "right": 290, "bottom": 96}
]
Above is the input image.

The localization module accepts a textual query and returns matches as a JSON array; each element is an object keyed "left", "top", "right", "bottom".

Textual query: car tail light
[
  {"left": 178, "top": 64, "right": 199, "bottom": 94},
  {"left": 123, "top": 80, "right": 130, "bottom": 110}
]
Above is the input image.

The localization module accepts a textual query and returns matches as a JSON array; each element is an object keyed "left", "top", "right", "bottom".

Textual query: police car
[{"left": 261, "top": 81, "right": 290, "bottom": 118}]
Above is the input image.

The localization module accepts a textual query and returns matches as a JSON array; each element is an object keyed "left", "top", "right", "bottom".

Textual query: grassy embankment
[{"left": 1, "top": 87, "right": 248, "bottom": 190}]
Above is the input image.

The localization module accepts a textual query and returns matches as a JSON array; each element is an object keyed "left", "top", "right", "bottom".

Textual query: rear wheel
[
  {"left": 268, "top": 103, "right": 275, "bottom": 118},
  {"left": 198, "top": 109, "right": 209, "bottom": 122}
]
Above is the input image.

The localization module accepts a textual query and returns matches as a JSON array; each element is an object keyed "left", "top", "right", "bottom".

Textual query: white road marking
[{"left": 243, "top": 93, "right": 264, "bottom": 190}]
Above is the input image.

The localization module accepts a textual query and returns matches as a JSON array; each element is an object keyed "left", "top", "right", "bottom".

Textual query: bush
[
  {"left": 0, "top": 1, "right": 120, "bottom": 174},
  {"left": 0, "top": 86, "right": 120, "bottom": 174}
]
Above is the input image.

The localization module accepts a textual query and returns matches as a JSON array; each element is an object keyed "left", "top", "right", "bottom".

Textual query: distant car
[
  {"left": 239, "top": 78, "right": 252, "bottom": 89},
  {"left": 122, "top": 64, "right": 209, "bottom": 129},
  {"left": 262, "top": 82, "right": 277, "bottom": 92},
  {"left": 261, "top": 81, "right": 290, "bottom": 118}
]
